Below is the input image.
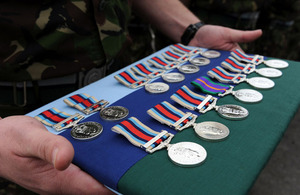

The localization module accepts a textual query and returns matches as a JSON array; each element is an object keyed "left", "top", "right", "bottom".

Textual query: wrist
[{"left": 181, "top": 21, "right": 205, "bottom": 45}]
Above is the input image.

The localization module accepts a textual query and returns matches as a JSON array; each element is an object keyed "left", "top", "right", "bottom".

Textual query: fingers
[
  {"left": 15, "top": 116, "right": 75, "bottom": 170},
  {"left": 229, "top": 29, "right": 262, "bottom": 43}
]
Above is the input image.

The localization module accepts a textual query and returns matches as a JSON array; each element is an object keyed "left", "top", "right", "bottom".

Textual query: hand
[
  {"left": 189, "top": 24, "right": 263, "bottom": 51},
  {"left": 0, "top": 115, "right": 113, "bottom": 195}
]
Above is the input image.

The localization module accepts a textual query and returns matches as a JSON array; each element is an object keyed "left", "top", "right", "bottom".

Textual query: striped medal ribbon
[
  {"left": 147, "top": 55, "right": 179, "bottom": 70},
  {"left": 207, "top": 66, "right": 247, "bottom": 84},
  {"left": 231, "top": 49, "right": 264, "bottom": 65},
  {"left": 162, "top": 50, "right": 189, "bottom": 63},
  {"left": 221, "top": 56, "right": 256, "bottom": 74},
  {"left": 170, "top": 85, "right": 217, "bottom": 113},
  {"left": 191, "top": 76, "right": 234, "bottom": 96},
  {"left": 147, "top": 101, "right": 197, "bottom": 131},
  {"left": 114, "top": 69, "right": 149, "bottom": 88},
  {"left": 63, "top": 93, "right": 109, "bottom": 115},
  {"left": 112, "top": 117, "right": 174, "bottom": 153},
  {"left": 35, "top": 107, "right": 84, "bottom": 131},
  {"left": 170, "top": 43, "right": 202, "bottom": 56},
  {"left": 131, "top": 62, "right": 164, "bottom": 78}
]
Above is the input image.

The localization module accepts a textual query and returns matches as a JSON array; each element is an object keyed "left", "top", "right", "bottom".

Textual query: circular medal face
[
  {"left": 194, "top": 121, "right": 230, "bottom": 141},
  {"left": 168, "top": 142, "right": 207, "bottom": 167},
  {"left": 189, "top": 57, "right": 210, "bottom": 66},
  {"left": 217, "top": 104, "right": 249, "bottom": 120},
  {"left": 145, "top": 82, "right": 170, "bottom": 93},
  {"left": 264, "top": 59, "right": 289, "bottom": 69},
  {"left": 100, "top": 106, "right": 129, "bottom": 121},
  {"left": 247, "top": 77, "right": 275, "bottom": 89},
  {"left": 162, "top": 73, "right": 185, "bottom": 83},
  {"left": 71, "top": 122, "right": 103, "bottom": 140},
  {"left": 256, "top": 67, "right": 282, "bottom": 78},
  {"left": 178, "top": 64, "right": 200, "bottom": 74},
  {"left": 202, "top": 50, "right": 221, "bottom": 58},
  {"left": 234, "top": 89, "right": 263, "bottom": 103}
]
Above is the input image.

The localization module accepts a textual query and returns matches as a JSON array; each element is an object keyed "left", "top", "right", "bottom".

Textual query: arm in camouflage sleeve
[{"left": 131, "top": 0, "right": 262, "bottom": 51}]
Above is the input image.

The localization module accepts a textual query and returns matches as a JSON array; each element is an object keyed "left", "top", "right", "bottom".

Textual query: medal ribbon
[
  {"left": 147, "top": 55, "right": 177, "bottom": 69},
  {"left": 131, "top": 62, "right": 164, "bottom": 78},
  {"left": 147, "top": 101, "right": 197, "bottom": 131},
  {"left": 170, "top": 43, "right": 201, "bottom": 56},
  {"left": 207, "top": 66, "right": 247, "bottom": 84},
  {"left": 112, "top": 117, "right": 173, "bottom": 153},
  {"left": 162, "top": 50, "right": 188, "bottom": 62},
  {"left": 35, "top": 108, "right": 84, "bottom": 131},
  {"left": 221, "top": 56, "right": 256, "bottom": 74},
  {"left": 231, "top": 49, "right": 263, "bottom": 64},
  {"left": 191, "top": 76, "right": 231, "bottom": 95},
  {"left": 171, "top": 85, "right": 216, "bottom": 113},
  {"left": 63, "top": 93, "right": 109, "bottom": 114},
  {"left": 114, "top": 69, "right": 149, "bottom": 88}
]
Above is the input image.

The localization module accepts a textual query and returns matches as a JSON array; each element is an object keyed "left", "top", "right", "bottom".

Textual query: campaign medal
[
  {"left": 112, "top": 117, "right": 207, "bottom": 167},
  {"left": 255, "top": 67, "right": 282, "bottom": 78},
  {"left": 64, "top": 93, "right": 109, "bottom": 115},
  {"left": 194, "top": 121, "right": 230, "bottom": 141},
  {"left": 70, "top": 121, "right": 103, "bottom": 140},
  {"left": 189, "top": 57, "right": 210, "bottom": 66},
  {"left": 162, "top": 72, "right": 185, "bottom": 83},
  {"left": 35, "top": 107, "right": 85, "bottom": 131},
  {"left": 148, "top": 55, "right": 180, "bottom": 70},
  {"left": 201, "top": 50, "right": 221, "bottom": 58},
  {"left": 246, "top": 77, "right": 275, "bottom": 89},
  {"left": 178, "top": 64, "right": 200, "bottom": 74},
  {"left": 170, "top": 43, "right": 202, "bottom": 56},
  {"left": 100, "top": 106, "right": 129, "bottom": 121},
  {"left": 264, "top": 59, "right": 289, "bottom": 69},
  {"left": 230, "top": 49, "right": 264, "bottom": 65},
  {"left": 170, "top": 85, "right": 249, "bottom": 120},
  {"left": 191, "top": 76, "right": 263, "bottom": 103},
  {"left": 145, "top": 82, "right": 170, "bottom": 93}
]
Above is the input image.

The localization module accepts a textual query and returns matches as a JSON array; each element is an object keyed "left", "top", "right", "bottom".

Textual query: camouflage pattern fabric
[
  {"left": 0, "top": 0, "right": 131, "bottom": 82},
  {"left": 189, "top": 0, "right": 300, "bottom": 61}
]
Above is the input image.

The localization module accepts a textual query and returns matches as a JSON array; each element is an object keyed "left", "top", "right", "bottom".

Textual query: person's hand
[
  {"left": 189, "top": 24, "right": 263, "bottom": 51},
  {"left": 0, "top": 115, "right": 113, "bottom": 195}
]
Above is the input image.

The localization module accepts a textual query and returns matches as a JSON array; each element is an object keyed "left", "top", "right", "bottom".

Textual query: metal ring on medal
[
  {"left": 256, "top": 67, "right": 282, "bottom": 78},
  {"left": 189, "top": 57, "right": 210, "bottom": 66},
  {"left": 145, "top": 82, "right": 169, "bottom": 93},
  {"left": 194, "top": 121, "right": 230, "bottom": 141},
  {"left": 217, "top": 104, "right": 249, "bottom": 120},
  {"left": 234, "top": 89, "right": 263, "bottom": 103},
  {"left": 178, "top": 64, "right": 200, "bottom": 74},
  {"left": 202, "top": 50, "right": 221, "bottom": 58},
  {"left": 247, "top": 77, "right": 275, "bottom": 89},
  {"left": 162, "top": 73, "right": 185, "bottom": 83},
  {"left": 100, "top": 106, "right": 129, "bottom": 121},
  {"left": 168, "top": 142, "right": 207, "bottom": 167},
  {"left": 71, "top": 122, "right": 103, "bottom": 140},
  {"left": 264, "top": 59, "right": 289, "bottom": 69}
]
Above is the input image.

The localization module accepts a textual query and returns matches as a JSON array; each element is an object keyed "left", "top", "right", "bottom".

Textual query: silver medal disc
[
  {"left": 256, "top": 67, "right": 282, "bottom": 78},
  {"left": 234, "top": 89, "right": 263, "bottom": 103},
  {"left": 194, "top": 121, "right": 230, "bottom": 141},
  {"left": 100, "top": 106, "right": 129, "bottom": 121},
  {"left": 162, "top": 73, "right": 185, "bottom": 83},
  {"left": 247, "top": 77, "right": 275, "bottom": 89},
  {"left": 202, "top": 50, "right": 221, "bottom": 58},
  {"left": 189, "top": 57, "right": 210, "bottom": 66},
  {"left": 264, "top": 59, "right": 289, "bottom": 69},
  {"left": 178, "top": 64, "right": 200, "bottom": 74},
  {"left": 168, "top": 142, "right": 207, "bottom": 167},
  {"left": 71, "top": 122, "right": 103, "bottom": 140},
  {"left": 145, "top": 82, "right": 170, "bottom": 93},
  {"left": 217, "top": 104, "right": 249, "bottom": 120}
]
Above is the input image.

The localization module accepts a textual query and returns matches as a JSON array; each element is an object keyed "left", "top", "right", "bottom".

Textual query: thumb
[
  {"left": 229, "top": 29, "right": 263, "bottom": 43},
  {"left": 19, "top": 117, "right": 75, "bottom": 170}
]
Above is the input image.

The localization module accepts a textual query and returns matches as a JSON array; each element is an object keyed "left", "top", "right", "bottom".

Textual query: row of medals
[{"left": 70, "top": 48, "right": 288, "bottom": 167}]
